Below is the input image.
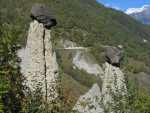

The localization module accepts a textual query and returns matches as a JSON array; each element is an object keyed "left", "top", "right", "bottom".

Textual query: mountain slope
[
  {"left": 1, "top": 0, "right": 149, "bottom": 66},
  {"left": 1, "top": 0, "right": 150, "bottom": 95},
  {"left": 1, "top": 0, "right": 150, "bottom": 42},
  {"left": 1, "top": 0, "right": 150, "bottom": 112},
  {"left": 126, "top": 5, "right": 150, "bottom": 25}
]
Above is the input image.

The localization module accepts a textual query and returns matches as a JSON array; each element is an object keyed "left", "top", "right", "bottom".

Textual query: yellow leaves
[
  {"left": 0, "top": 95, "right": 3, "bottom": 113},
  {"left": 21, "top": 98, "right": 29, "bottom": 113},
  {"left": 15, "top": 93, "right": 20, "bottom": 98},
  {"left": 15, "top": 75, "right": 22, "bottom": 85},
  {"left": 54, "top": 101, "right": 61, "bottom": 109},
  {"left": 0, "top": 70, "right": 9, "bottom": 75}
]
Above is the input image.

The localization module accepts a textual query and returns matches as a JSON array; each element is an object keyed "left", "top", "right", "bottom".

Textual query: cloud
[
  {"left": 112, "top": 6, "right": 120, "bottom": 10},
  {"left": 104, "top": 3, "right": 121, "bottom": 10},
  {"left": 105, "top": 3, "right": 110, "bottom": 7}
]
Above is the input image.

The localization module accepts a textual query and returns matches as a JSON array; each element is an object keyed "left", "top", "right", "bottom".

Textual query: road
[{"left": 53, "top": 47, "right": 90, "bottom": 51}]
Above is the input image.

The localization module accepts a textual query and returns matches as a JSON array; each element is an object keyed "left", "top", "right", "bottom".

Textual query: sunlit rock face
[
  {"left": 73, "top": 83, "right": 104, "bottom": 113},
  {"left": 101, "top": 62, "right": 127, "bottom": 113},
  {"left": 101, "top": 45, "right": 127, "bottom": 111},
  {"left": 59, "top": 39, "right": 77, "bottom": 48},
  {"left": 73, "top": 50, "right": 104, "bottom": 78},
  {"left": 20, "top": 20, "right": 58, "bottom": 101}
]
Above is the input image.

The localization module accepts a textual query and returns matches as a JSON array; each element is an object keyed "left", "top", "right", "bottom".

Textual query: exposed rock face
[
  {"left": 73, "top": 83, "right": 104, "bottom": 113},
  {"left": 105, "top": 46, "right": 123, "bottom": 66},
  {"left": 73, "top": 50, "right": 104, "bottom": 77},
  {"left": 118, "top": 44, "right": 123, "bottom": 49},
  {"left": 31, "top": 4, "right": 57, "bottom": 29},
  {"left": 20, "top": 20, "right": 58, "bottom": 101},
  {"left": 102, "top": 47, "right": 128, "bottom": 112},
  {"left": 59, "top": 39, "right": 77, "bottom": 48},
  {"left": 143, "top": 39, "right": 148, "bottom": 43},
  {"left": 59, "top": 39, "right": 104, "bottom": 77},
  {"left": 102, "top": 62, "right": 126, "bottom": 110},
  {"left": 17, "top": 47, "right": 25, "bottom": 60},
  {"left": 52, "top": 51, "right": 59, "bottom": 75}
]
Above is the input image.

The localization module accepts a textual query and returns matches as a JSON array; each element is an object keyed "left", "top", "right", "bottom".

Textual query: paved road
[{"left": 53, "top": 47, "right": 90, "bottom": 51}]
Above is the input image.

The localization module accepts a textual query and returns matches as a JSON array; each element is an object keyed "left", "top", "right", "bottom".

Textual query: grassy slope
[
  {"left": 61, "top": 73, "right": 88, "bottom": 108},
  {"left": 1, "top": 0, "right": 150, "bottom": 65},
  {"left": 57, "top": 49, "right": 102, "bottom": 107}
]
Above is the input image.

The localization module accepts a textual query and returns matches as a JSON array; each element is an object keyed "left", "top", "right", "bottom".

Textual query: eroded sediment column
[
  {"left": 102, "top": 62, "right": 126, "bottom": 105},
  {"left": 20, "top": 20, "right": 57, "bottom": 101}
]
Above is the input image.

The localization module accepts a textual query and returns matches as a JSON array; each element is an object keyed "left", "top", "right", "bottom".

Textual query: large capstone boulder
[
  {"left": 105, "top": 46, "right": 123, "bottom": 66},
  {"left": 31, "top": 3, "right": 57, "bottom": 29}
]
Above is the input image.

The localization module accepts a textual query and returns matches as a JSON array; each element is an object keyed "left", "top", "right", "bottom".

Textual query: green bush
[{"left": 63, "top": 67, "right": 102, "bottom": 88}]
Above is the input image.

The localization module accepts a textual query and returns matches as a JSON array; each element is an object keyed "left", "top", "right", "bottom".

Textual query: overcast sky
[{"left": 97, "top": 0, "right": 150, "bottom": 11}]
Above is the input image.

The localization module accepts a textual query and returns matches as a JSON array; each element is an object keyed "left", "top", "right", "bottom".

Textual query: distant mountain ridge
[{"left": 126, "top": 5, "right": 150, "bottom": 25}]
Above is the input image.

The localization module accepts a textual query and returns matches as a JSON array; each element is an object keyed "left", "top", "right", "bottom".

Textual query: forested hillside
[
  {"left": 1, "top": 0, "right": 150, "bottom": 65},
  {"left": 0, "top": 0, "right": 150, "bottom": 112}
]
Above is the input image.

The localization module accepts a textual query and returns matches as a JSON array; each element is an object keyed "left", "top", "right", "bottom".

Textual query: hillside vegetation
[
  {"left": 0, "top": 0, "right": 150, "bottom": 112},
  {"left": 1, "top": 0, "right": 150, "bottom": 66}
]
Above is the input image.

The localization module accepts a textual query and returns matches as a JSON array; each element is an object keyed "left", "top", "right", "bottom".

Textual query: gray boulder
[
  {"left": 31, "top": 4, "right": 57, "bottom": 29},
  {"left": 105, "top": 46, "right": 123, "bottom": 66}
]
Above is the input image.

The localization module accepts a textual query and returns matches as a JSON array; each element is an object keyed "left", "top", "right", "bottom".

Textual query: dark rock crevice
[{"left": 42, "top": 29, "right": 48, "bottom": 101}]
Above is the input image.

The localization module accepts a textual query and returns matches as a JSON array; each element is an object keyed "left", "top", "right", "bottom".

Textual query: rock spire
[{"left": 20, "top": 4, "right": 58, "bottom": 101}]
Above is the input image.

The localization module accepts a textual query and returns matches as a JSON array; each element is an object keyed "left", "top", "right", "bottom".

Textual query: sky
[{"left": 97, "top": 0, "right": 150, "bottom": 11}]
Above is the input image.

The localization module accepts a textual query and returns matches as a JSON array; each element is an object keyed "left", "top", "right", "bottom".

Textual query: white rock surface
[
  {"left": 60, "top": 39, "right": 77, "bottom": 48},
  {"left": 20, "top": 20, "right": 58, "bottom": 101},
  {"left": 73, "top": 83, "right": 104, "bottom": 113},
  {"left": 59, "top": 39, "right": 104, "bottom": 77},
  {"left": 118, "top": 45, "right": 123, "bottom": 49},
  {"left": 143, "top": 39, "right": 148, "bottom": 43},
  {"left": 44, "top": 29, "right": 58, "bottom": 100},
  {"left": 73, "top": 51, "right": 104, "bottom": 77},
  {"left": 102, "top": 62, "right": 126, "bottom": 107},
  {"left": 17, "top": 48, "right": 25, "bottom": 59},
  {"left": 52, "top": 51, "right": 59, "bottom": 75}
]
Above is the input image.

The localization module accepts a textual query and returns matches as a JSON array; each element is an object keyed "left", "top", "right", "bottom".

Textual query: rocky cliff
[
  {"left": 73, "top": 50, "right": 104, "bottom": 77},
  {"left": 59, "top": 39, "right": 104, "bottom": 78},
  {"left": 102, "top": 62, "right": 126, "bottom": 108},
  {"left": 20, "top": 20, "right": 58, "bottom": 101},
  {"left": 102, "top": 47, "right": 127, "bottom": 111},
  {"left": 73, "top": 83, "right": 104, "bottom": 113},
  {"left": 72, "top": 46, "right": 127, "bottom": 112}
]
